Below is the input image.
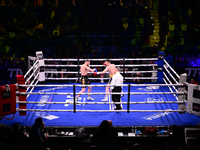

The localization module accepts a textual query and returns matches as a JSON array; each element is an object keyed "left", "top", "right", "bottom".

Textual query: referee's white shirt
[{"left": 110, "top": 72, "right": 123, "bottom": 89}]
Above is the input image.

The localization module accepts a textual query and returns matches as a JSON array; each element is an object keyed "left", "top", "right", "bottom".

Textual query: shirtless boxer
[
  {"left": 76, "top": 60, "right": 96, "bottom": 101},
  {"left": 93, "top": 59, "right": 117, "bottom": 101}
]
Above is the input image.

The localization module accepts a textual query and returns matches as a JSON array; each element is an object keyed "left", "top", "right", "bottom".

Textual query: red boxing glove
[
  {"left": 103, "top": 63, "right": 106, "bottom": 66},
  {"left": 93, "top": 72, "right": 99, "bottom": 76}
]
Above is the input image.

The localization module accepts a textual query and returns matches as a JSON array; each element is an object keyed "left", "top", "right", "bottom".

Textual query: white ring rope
[
  {"left": 44, "top": 58, "right": 158, "bottom": 62},
  {"left": 26, "top": 73, "right": 39, "bottom": 92},
  {"left": 164, "top": 59, "right": 180, "bottom": 79},
  {"left": 17, "top": 91, "right": 185, "bottom": 95},
  {"left": 24, "top": 60, "right": 38, "bottom": 79},
  {"left": 163, "top": 78, "right": 178, "bottom": 101},
  {"left": 25, "top": 65, "right": 39, "bottom": 85},
  {"left": 27, "top": 79, "right": 39, "bottom": 99},
  {"left": 163, "top": 65, "right": 179, "bottom": 84},
  {"left": 163, "top": 72, "right": 178, "bottom": 93},
  {"left": 44, "top": 71, "right": 157, "bottom": 74},
  {"left": 45, "top": 64, "right": 158, "bottom": 67},
  {"left": 17, "top": 101, "right": 186, "bottom": 104},
  {"left": 16, "top": 108, "right": 185, "bottom": 112},
  {"left": 18, "top": 83, "right": 185, "bottom": 87},
  {"left": 45, "top": 77, "right": 158, "bottom": 80}
]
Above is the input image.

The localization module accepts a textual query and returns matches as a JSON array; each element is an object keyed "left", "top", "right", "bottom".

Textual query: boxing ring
[{"left": 1, "top": 51, "right": 200, "bottom": 127}]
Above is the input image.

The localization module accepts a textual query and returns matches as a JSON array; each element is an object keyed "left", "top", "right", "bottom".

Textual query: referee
[{"left": 110, "top": 67, "right": 123, "bottom": 110}]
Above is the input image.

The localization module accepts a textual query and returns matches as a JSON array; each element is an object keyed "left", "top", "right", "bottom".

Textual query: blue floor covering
[{"left": 1, "top": 83, "right": 200, "bottom": 127}]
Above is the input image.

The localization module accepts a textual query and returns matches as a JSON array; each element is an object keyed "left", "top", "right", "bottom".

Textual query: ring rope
[
  {"left": 24, "top": 60, "right": 38, "bottom": 79},
  {"left": 25, "top": 66, "right": 39, "bottom": 85},
  {"left": 44, "top": 58, "right": 158, "bottom": 62},
  {"left": 26, "top": 73, "right": 39, "bottom": 92},
  {"left": 45, "top": 64, "right": 158, "bottom": 67},
  {"left": 17, "top": 101, "right": 186, "bottom": 104},
  {"left": 163, "top": 65, "right": 179, "bottom": 84},
  {"left": 16, "top": 108, "right": 185, "bottom": 113},
  {"left": 18, "top": 83, "right": 185, "bottom": 87},
  {"left": 18, "top": 91, "right": 185, "bottom": 95},
  {"left": 44, "top": 71, "right": 158, "bottom": 74},
  {"left": 163, "top": 72, "right": 178, "bottom": 93},
  {"left": 164, "top": 59, "right": 180, "bottom": 79},
  {"left": 45, "top": 77, "right": 158, "bottom": 80},
  {"left": 27, "top": 79, "right": 39, "bottom": 99},
  {"left": 163, "top": 78, "right": 178, "bottom": 101}
]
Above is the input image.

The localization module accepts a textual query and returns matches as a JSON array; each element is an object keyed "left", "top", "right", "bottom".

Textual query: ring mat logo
[
  {"left": 65, "top": 95, "right": 82, "bottom": 106},
  {"left": 35, "top": 112, "right": 59, "bottom": 120},
  {"left": 142, "top": 109, "right": 173, "bottom": 120},
  {"left": 144, "top": 97, "right": 164, "bottom": 102}
]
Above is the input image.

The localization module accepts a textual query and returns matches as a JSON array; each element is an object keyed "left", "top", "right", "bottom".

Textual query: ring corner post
[
  {"left": 127, "top": 84, "right": 130, "bottom": 113},
  {"left": 73, "top": 85, "right": 76, "bottom": 113},
  {"left": 178, "top": 73, "right": 187, "bottom": 114},
  {"left": 36, "top": 51, "right": 45, "bottom": 83},
  {"left": 157, "top": 51, "right": 165, "bottom": 83}
]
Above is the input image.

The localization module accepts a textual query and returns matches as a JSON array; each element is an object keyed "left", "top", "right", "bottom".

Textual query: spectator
[
  {"left": 17, "top": 58, "right": 25, "bottom": 68},
  {"left": 122, "top": 20, "right": 128, "bottom": 32},
  {"left": 83, "top": 41, "right": 90, "bottom": 51},
  {"left": 173, "top": 32, "right": 181, "bottom": 45},
  {"left": 132, "top": 143, "right": 141, "bottom": 150},
  {"left": 180, "top": 57, "right": 188, "bottom": 67},
  {"left": 26, "top": 27, "right": 35, "bottom": 37},
  {"left": 11, "top": 59, "right": 17, "bottom": 67},
  {"left": 190, "top": 78, "right": 198, "bottom": 85},
  {"left": 35, "top": 22, "right": 44, "bottom": 35},
  {"left": 5, "top": 20, "right": 14, "bottom": 32},
  {"left": 174, "top": 55, "right": 181, "bottom": 74},
  {"left": 5, "top": 123, "right": 27, "bottom": 150},
  {"left": 196, "top": 54, "right": 200, "bottom": 67},
  {"left": 53, "top": 27, "right": 60, "bottom": 36},
  {"left": 0, "top": 24, "right": 6, "bottom": 36},
  {"left": 50, "top": 9, "right": 55, "bottom": 21},
  {"left": 168, "top": 12, "right": 174, "bottom": 24},
  {"left": 14, "top": 20, "right": 22, "bottom": 33},
  {"left": 40, "top": 122, "right": 50, "bottom": 150},
  {"left": 29, "top": 117, "right": 44, "bottom": 150},
  {"left": 92, "top": 120, "right": 119, "bottom": 150},
  {"left": 167, "top": 125, "right": 186, "bottom": 150},
  {"left": 91, "top": 46, "right": 98, "bottom": 53}
]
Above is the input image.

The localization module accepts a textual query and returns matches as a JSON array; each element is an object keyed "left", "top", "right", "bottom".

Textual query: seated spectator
[
  {"left": 11, "top": 59, "right": 17, "bottom": 67},
  {"left": 196, "top": 54, "right": 200, "bottom": 67},
  {"left": 132, "top": 143, "right": 141, "bottom": 150},
  {"left": 168, "top": 12, "right": 174, "bottom": 24},
  {"left": 35, "top": 22, "right": 44, "bottom": 35},
  {"left": 173, "top": 32, "right": 181, "bottom": 45},
  {"left": 0, "top": 25, "right": 6, "bottom": 36},
  {"left": 5, "top": 123, "right": 27, "bottom": 150},
  {"left": 26, "top": 27, "right": 35, "bottom": 37},
  {"left": 53, "top": 27, "right": 60, "bottom": 36},
  {"left": 50, "top": 9, "right": 55, "bottom": 20},
  {"left": 122, "top": 20, "right": 128, "bottom": 32},
  {"left": 180, "top": 57, "right": 188, "bottom": 67},
  {"left": 190, "top": 78, "right": 199, "bottom": 85}
]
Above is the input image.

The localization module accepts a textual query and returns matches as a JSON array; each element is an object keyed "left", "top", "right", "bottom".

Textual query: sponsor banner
[{"left": 185, "top": 67, "right": 200, "bottom": 78}]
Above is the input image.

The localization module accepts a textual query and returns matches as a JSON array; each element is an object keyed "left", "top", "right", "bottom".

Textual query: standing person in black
[
  {"left": 92, "top": 120, "right": 119, "bottom": 150},
  {"left": 29, "top": 117, "right": 44, "bottom": 150},
  {"left": 5, "top": 123, "right": 27, "bottom": 150}
]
